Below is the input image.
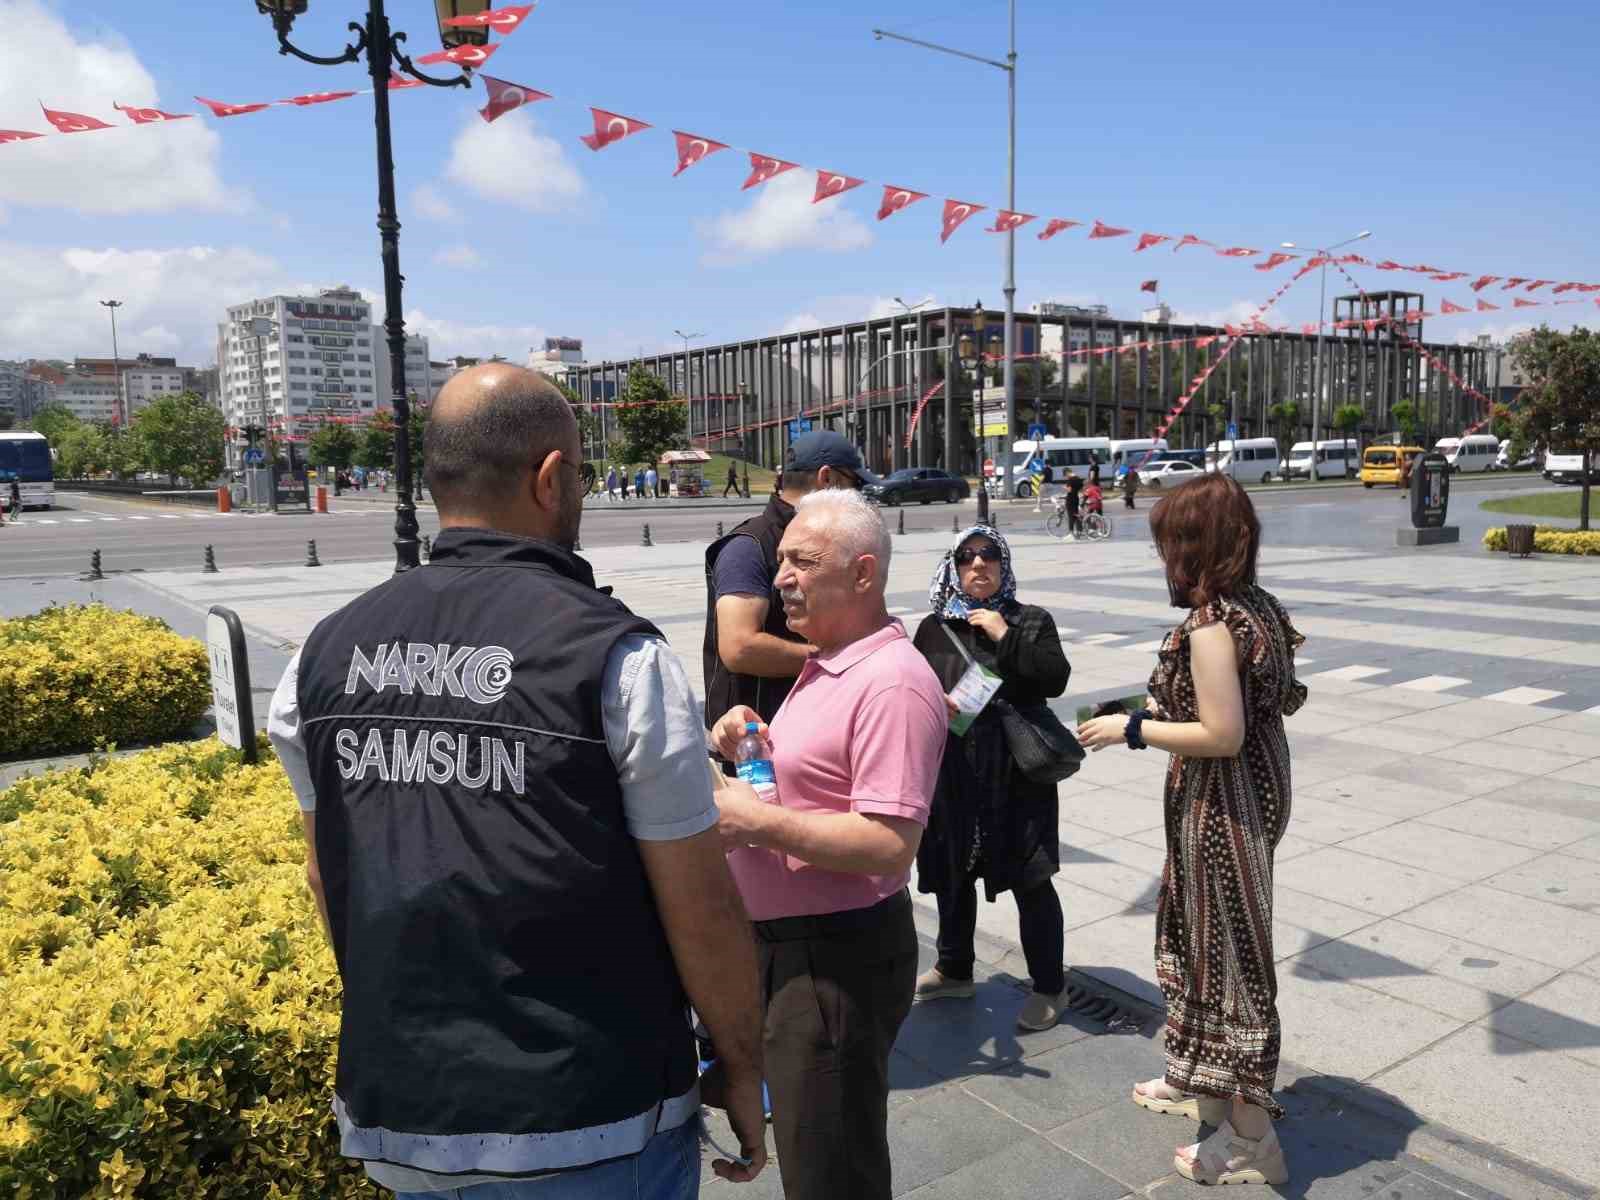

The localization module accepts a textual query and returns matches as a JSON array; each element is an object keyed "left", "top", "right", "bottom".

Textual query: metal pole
[
  {"left": 1001, "top": 0, "right": 1017, "bottom": 508},
  {"left": 100, "top": 300, "right": 123, "bottom": 426}
]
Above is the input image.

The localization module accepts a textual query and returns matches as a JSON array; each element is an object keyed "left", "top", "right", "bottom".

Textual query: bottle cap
[{"left": 744, "top": 721, "right": 759, "bottom": 734}]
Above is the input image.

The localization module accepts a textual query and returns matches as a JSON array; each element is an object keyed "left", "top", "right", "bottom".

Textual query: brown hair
[{"left": 1148, "top": 473, "right": 1260, "bottom": 609}]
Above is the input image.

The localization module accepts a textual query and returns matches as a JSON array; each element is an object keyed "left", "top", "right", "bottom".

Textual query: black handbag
[{"left": 995, "top": 699, "right": 1085, "bottom": 784}]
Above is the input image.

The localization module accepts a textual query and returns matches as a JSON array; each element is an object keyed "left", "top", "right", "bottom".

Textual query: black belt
[{"left": 753, "top": 889, "right": 910, "bottom": 944}]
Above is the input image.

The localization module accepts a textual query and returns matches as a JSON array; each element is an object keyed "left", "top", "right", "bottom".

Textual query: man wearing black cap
[{"left": 702, "top": 430, "right": 872, "bottom": 733}]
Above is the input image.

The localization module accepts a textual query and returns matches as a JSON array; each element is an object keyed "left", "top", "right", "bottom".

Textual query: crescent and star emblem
[
  {"left": 950, "top": 205, "right": 972, "bottom": 223},
  {"left": 891, "top": 190, "right": 912, "bottom": 207},
  {"left": 501, "top": 88, "right": 526, "bottom": 109},
  {"left": 606, "top": 117, "right": 629, "bottom": 138},
  {"left": 458, "top": 47, "right": 488, "bottom": 64},
  {"left": 688, "top": 139, "right": 709, "bottom": 161}
]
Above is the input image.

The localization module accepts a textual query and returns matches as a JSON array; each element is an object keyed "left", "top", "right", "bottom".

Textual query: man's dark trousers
[{"left": 754, "top": 890, "right": 917, "bottom": 1200}]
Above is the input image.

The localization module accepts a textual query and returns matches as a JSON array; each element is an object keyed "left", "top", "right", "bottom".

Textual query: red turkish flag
[
  {"left": 389, "top": 78, "right": 426, "bottom": 90},
  {"left": 1196, "top": 336, "right": 1217, "bottom": 348},
  {"left": 416, "top": 43, "right": 500, "bottom": 68},
  {"left": 940, "top": 199, "right": 984, "bottom": 243},
  {"left": 672, "top": 131, "right": 727, "bottom": 175},
  {"left": 813, "top": 170, "right": 864, "bottom": 204},
  {"left": 1525, "top": 279, "right": 1553, "bottom": 291},
  {"left": 1140, "top": 279, "right": 1159, "bottom": 293},
  {"left": 1215, "top": 246, "right": 1259, "bottom": 258},
  {"left": 876, "top": 185, "right": 927, "bottom": 220},
  {"left": 0, "top": 128, "right": 46, "bottom": 142},
  {"left": 1470, "top": 275, "right": 1499, "bottom": 291},
  {"left": 1513, "top": 298, "right": 1541, "bottom": 308},
  {"left": 441, "top": 4, "right": 535, "bottom": 33},
  {"left": 580, "top": 108, "right": 650, "bottom": 151},
  {"left": 282, "top": 91, "right": 358, "bottom": 107},
  {"left": 1255, "top": 252, "right": 1295, "bottom": 271},
  {"left": 743, "top": 152, "right": 798, "bottom": 189},
  {"left": 1430, "top": 271, "right": 1467, "bottom": 281},
  {"left": 1375, "top": 261, "right": 1404, "bottom": 271},
  {"left": 1440, "top": 299, "right": 1469, "bottom": 314},
  {"left": 478, "top": 76, "right": 550, "bottom": 123},
  {"left": 1134, "top": 232, "right": 1170, "bottom": 252},
  {"left": 988, "top": 210, "right": 1036, "bottom": 233},
  {"left": 1500, "top": 277, "right": 1529, "bottom": 289},
  {"left": 1362, "top": 318, "right": 1384, "bottom": 332},
  {"left": 1338, "top": 254, "right": 1371, "bottom": 266},
  {"left": 1173, "top": 234, "right": 1210, "bottom": 252},
  {"left": 1476, "top": 299, "right": 1499, "bottom": 311},
  {"left": 41, "top": 105, "right": 114, "bottom": 132},
  {"left": 114, "top": 102, "right": 191, "bottom": 124},
  {"left": 195, "top": 96, "right": 271, "bottom": 118},
  {"left": 1088, "top": 220, "right": 1130, "bottom": 239},
  {"left": 1037, "top": 218, "right": 1079, "bottom": 240},
  {"left": 1301, "top": 323, "right": 1320, "bottom": 334},
  {"left": 1552, "top": 282, "right": 1580, "bottom": 294}
]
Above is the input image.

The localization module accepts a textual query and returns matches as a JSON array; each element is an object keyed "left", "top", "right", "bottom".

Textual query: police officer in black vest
[
  {"left": 703, "top": 431, "right": 871, "bottom": 734},
  {"left": 269, "top": 365, "right": 767, "bottom": 1196}
]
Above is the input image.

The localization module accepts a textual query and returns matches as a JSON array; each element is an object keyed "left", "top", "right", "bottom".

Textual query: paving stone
[
  {"left": 962, "top": 1029, "right": 1159, "bottom": 1133},
  {"left": 1416, "top": 797, "right": 1600, "bottom": 853},
  {"left": 1482, "top": 851, "right": 1600, "bottom": 912},
  {"left": 892, "top": 974, "right": 1094, "bottom": 1082},
  {"left": 899, "top": 1129, "right": 1127, "bottom": 1199},
  {"left": 882, "top": 1086, "right": 1032, "bottom": 1195},
  {"left": 1287, "top": 794, "right": 1409, "bottom": 845},
  {"left": 1402, "top": 884, "right": 1600, "bottom": 970},
  {"left": 1046, "top": 1099, "right": 1224, "bottom": 1192},
  {"left": 1275, "top": 964, "right": 1463, "bottom": 1080},
  {"left": 1278, "top": 847, "right": 1465, "bottom": 917},
  {"left": 1304, "top": 772, "right": 1476, "bottom": 818},
  {"left": 1337, "top": 821, "right": 1545, "bottom": 882},
  {"left": 1480, "top": 973, "right": 1600, "bottom": 1069}
]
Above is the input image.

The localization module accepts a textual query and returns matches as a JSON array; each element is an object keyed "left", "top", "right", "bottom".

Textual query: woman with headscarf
[{"left": 911, "top": 525, "right": 1073, "bottom": 1032}]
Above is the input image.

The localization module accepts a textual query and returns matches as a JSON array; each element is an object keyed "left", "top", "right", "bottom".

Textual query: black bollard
[
  {"left": 952, "top": 513, "right": 960, "bottom": 534},
  {"left": 305, "top": 540, "right": 321, "bottom": 568},
  {"left": 574, "top": 534, "right": 582, "bottom": 552},
  {"left": 896, "top": 509, "right": 905, "bottom": 536},
  {"left": 87, "top": 549, "right": 104, "bottom": 581},
  {"left": 717, "top": 521, "right": 724, "bottom": 538},
  {"left": 420, "top": 534, "right": 432, "bottom": 562},
  {"left": 976, "top": 487, "right": 990, "bottom": 525},
  {"left": 642, "top": 523, "right": 653, "bottom": 547},
  {"left": 203, "top": 545, "right": 218, "bottom": 574}
]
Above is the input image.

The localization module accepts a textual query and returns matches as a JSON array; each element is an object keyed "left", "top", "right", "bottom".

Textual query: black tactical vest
[{"left": 297, "top": 528, "right": 699, "bottom": 1178}]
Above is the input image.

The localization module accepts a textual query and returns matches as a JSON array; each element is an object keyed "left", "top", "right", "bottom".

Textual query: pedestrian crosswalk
[{"left": 14, "top": 507, "right": 395, "bottom": 527}]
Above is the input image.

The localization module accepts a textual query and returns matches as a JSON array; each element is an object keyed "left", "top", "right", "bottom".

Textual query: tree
[
  {"left": 308, "top": 423, "right": 358, "bottom": 471},
  {"left": 1331, "top": 403, "right": 1365, "bottom": 453},
  {"left": 25, "top": 403, "right": 79, "bottom": 443},
  {"left": 1390, "top": 400, "right": 1420, "bottom": 444},
  {"left": 129, "top": 392, "right": 226, "bottom": 485},
  {"left": 53, "top": 422, "right": 110, "bottom": 478},
  {"left": 357, "top": 411, "right": 396, "bottom": 471},
  {"left": 102, "top": 424, "right": 144, "bottom": 480},
  {"left": 613, "top": 368, "right": 686, "bottom": 467},
  {"left": 1267, "top": 401, "right": 1300, "bottom": 451},
  {"left": 1508, "top": 326, "right": 1600, "bottom": 531}
]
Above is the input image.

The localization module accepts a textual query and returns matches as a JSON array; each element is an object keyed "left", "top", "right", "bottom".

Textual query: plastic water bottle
[{"left": 735, "top": 722, "right": 776, "bottom": 800}]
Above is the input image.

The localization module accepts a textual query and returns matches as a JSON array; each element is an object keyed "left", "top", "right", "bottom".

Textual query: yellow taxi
[{"left": 1360, "top": 445, "right": 1425, "bottom": 488}]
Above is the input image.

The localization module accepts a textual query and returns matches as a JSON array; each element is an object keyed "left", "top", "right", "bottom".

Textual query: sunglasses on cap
[{"left": 953, "top": 544, "right": 1002, "bottom": 566}]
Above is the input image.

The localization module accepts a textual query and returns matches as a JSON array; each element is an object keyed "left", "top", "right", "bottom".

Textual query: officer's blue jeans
[{"left": 397, "top": 1119, "right": 699, "bottom": 1199}]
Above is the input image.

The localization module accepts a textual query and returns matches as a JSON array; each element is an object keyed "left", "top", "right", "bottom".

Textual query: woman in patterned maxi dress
[{"left": 1077, "top": 474, "right": 1305, "bottom": 1187}]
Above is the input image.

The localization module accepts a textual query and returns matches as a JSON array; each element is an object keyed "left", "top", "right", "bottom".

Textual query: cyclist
[{"left": 1084, "top": 479, "right": 1104, "bottom": 518}]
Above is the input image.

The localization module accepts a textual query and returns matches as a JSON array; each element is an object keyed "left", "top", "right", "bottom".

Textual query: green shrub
[
  {"left": 0, "top": 605, "right": 210, "bottom": 760},
  {"left": 1483, "top": 526, "right": 1600, "bottom": 555}
]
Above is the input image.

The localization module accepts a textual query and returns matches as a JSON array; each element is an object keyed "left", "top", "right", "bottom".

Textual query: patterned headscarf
[{"left": 928, "top": 524, "right": 1019, "bottom": 617}]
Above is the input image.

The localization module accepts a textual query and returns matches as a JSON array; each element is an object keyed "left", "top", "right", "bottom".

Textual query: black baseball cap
[{"left": 788, "top": 431, "right": 879, "bottom": 483}]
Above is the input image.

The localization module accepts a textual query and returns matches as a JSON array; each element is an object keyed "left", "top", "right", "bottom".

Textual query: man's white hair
[{"left": 795, "top": 488, "right": 892, "bottom": 580}]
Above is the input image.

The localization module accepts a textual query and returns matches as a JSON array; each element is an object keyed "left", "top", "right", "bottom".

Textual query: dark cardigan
[{"left": 912, "top": 604, "right": 1071, "bottom": 901}]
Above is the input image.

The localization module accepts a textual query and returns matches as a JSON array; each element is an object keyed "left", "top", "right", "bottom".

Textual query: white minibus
[
  {"left": 1109, "top": 438, "right": 1169, "bottom": 479},
  {"left": 1205, "top": 437, "right": 1280, "bottom": 484},
  {"left": 1435, "top": 434, "right": 1499, "bottom": 473},
  {"left": 1006, "top": 437, "right": 1111, "bottom": 497},
  {"left": 1283, "top": 439, "right": 1359, "bottom": 481}
]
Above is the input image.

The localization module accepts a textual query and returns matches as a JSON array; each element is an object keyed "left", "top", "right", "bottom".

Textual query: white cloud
[
  {"left": 432, "top": 244, "right": 486, "bottom": 270},
  {"left": 777, "top": 294, "right": 906, "bottom": 334},
  {"left": 403, "top": 308, "right": 546, "bottom": 362},
  {"left": 412, "top": 183, "right": 458, "bottom": 222},
  {"left": 443, "top": 111, "right": 583, "bottom": 213},
  {"left": 1172, "top": 300, "right": 1260, "bottom": 328},
  {"left": 0, "top": 0, "right": 236, "bottom": 215},
  {"left": 698, "top": 170, "right": 873, "bottom": 264}
]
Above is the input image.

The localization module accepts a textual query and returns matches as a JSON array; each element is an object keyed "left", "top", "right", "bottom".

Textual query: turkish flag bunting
[
  {"left": 195, "top": 96, "right": 271, "bottom": 118},
  {"left": 0, "top": 129, "right": 44, "bottom": 142},
  {"left": 1552, "top": 283, "right": 1580, "bottom": 294},
  {"left": 1579, "top": 284, "right": 1600, "bottom": 292},
  {"left": 876, "top": 185, "right": 927, "bottom": 220},
  {"left": 282, "top": 91, "right": 358, "bottom": 107},
  {"left": 1375, "top": 261, "right": 1404, "bottom": 271},
  {"left": 1470, "top": 275, "right": 1499, "bottom": 291},
  {"left": 1196, "top": 336, "right": 1217, "bottom": 348},
  {"left": 1037, "top": 218, "right": 1079, "bottom": 240},
  {"left": 1134, "top": 232, "right": 1171, "bottom": 252},
  {"left": 1255, "top": 252, "right": 1295, "bottom": 271},
  {"left": 672, "top": 131, "right": 728, "bottom": 175},
  {"left": 1173, "top": 234, "right": 1210, "bottom": 252},
  {"left": 1525, "top": 280, "right": 1553, "bottom": 291},
  {"left": 1293, "top": 262, "right": 1322, "bottom": 281},
  {"left": 940, "top": 199, "right": 984, "bottom": 243},
  {"left": 478, "top": 76, "right": 551, "bottom": 124},
  {"left": 743, "top": 153, "right": 799, "bottom": 189},
  {"left": 1140, "top": 280, "right": 1159, "bottom": 293},
  {"left": 1500, "top": 277, "right": 1529, "bottom": 289},
  {"left": 1338, "top": 254, "right": 1371, "bottom": 266},
  {"left": 1513, "top": 298, "right": 1541, "bottom": 308},
  {"left": 1430, "top": 271, "right": 1467, "bottom": 281},
  {"left": 41, "top": 105, "right": 114, "bottom": 132},
  {"left": 580, "top": 108, "right": 650, "bottom": 151},
  {"left": 1088, "top": 220, "right": 1130, "bottom": 239},
  {"left": 1363, "top": 318, "right": 1384, "bottom": 331},
  {"left": 1408, "top": 264, "right": 1444, "bottom": 274},
  {"left": 114, "top": 102, "right": 191, "bottom": 123},
  {"left": 1440, "top": 299, "right": 1469, "bottom": 314},
  {"left": 1474, "top": 300, "right": 1499, "bottom": 311},
  {"left": 1302, "top": 323, "right": 1320, "bottom": 334},
  {"left": 988, "top": 210, "right": 1036, "bottom": 233},
  {"left": 389, "top": 78, "right": 426, "bottom": 90},
  {"left": 441, "top": 4, "right": 535, "bottom": 32},
  {"left": 1215, "top": 246, "right": 1259, "bottom": 258},
  {"left": 415, "top": 43, "right": 500, "bottom": 67},
  {"left": 813, "top": 170, "right": 864, "bottom": 203}
]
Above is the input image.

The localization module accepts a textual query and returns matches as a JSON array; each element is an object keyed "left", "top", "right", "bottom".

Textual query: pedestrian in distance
[
  {"left": 723, "top": 462, "right": 740, "bottom": 497},
  {"left": 1065, "top": 470, "right": 1084, "bottom": 538},
  {"left": 708, "top": 488, "right": 946, "bottom": 1200},
  {"left": 1084, "top": 478, "right": 1104, "bottom": 517},
  {"left": 911, "top": 525, "right": 1073, "bottom": 1031},
  {"left": 1077, "top": 473, "right": 1305, "bottom": 1188},
  {"left": 2, "top": 473, "right": 17, "bottom": 525},
  {"left": 1122, "top": 465, "right": 1140, "bottom": 509},
  {"left": 635, "top": 466, "right": 647, "bottom": 501},
  {"left": 268, "top": 364, "right": 768, "bottom": 1196},
  {"left": 605, "top": 464, "right": 619, "bottom": 502},
  {"left": 646, "top": 464, "right": 659, "bottom": 499},
  {"left": 620, "top": 467, "right": 631, "bottom": 501}
]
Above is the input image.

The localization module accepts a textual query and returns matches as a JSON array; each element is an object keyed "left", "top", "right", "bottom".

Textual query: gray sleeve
[
  {"left": 712, "top": 534, "right": 773, "bottom": 601},
  {"left": 601, "top": 635, "right": 720, "bottom": 842},
  {"left": 266, "top": 648, "right": 318, "bottom": 813}
]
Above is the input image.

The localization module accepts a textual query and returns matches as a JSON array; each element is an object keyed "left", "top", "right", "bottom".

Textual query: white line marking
[
  {"left": 1077, "top": 633, "right": 1129, "bottom": 646},
  {"left": 159, "top": 515, "right": 183, "bottom": 520},
  {"left": 68, "top": 518, "right": 92, "bottom": 523},
  {"left": 1312, "top": 664, "right": 1390, "bottom": 682},
  {"left": 126, "top": 516, "right": 151, "bottom": 521},
  {"left": 35, "top": 518, "right": 58, "bottom": 524},
  {"left": 1293, "top": 657, "right": 1314, "bottom": 667},
  {"left": 1396, "top": 675, "right": 1470, "bottom": 693},
  {"left": 1481, "top": 686, "right": 1565, "bottom": 706},
  {"left": 1125, "top": 640, "right": 1167, "bottom": 653}
]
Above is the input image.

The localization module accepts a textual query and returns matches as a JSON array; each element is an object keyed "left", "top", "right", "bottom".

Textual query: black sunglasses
[{"left": 953, "top": 544, "right": 1001, "bottom": 566}]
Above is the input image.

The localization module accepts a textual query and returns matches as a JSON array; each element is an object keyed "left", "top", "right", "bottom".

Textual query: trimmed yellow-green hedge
[
  {"left": 0, "top": 605, "right": 211, "bottom": 760},
  {"left": 0, "top": 738, "right": 375, "bottom": 1199},
  {"left": 1483, "top": 526, "right": 1600, "bottom": 555}
]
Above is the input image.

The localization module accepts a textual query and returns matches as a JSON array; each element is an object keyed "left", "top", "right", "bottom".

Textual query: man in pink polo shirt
[{"left": 710, "top": 488, "right": 946, "bottom": 1200}]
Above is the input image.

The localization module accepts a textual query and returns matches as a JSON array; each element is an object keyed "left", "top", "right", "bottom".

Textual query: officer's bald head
[{"left": 424, "top": 364, "right": 582, "bottom": 541}]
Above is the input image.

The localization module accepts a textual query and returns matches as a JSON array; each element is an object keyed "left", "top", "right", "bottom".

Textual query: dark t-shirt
[{"left": 712, "top": 534, "right": 773, "bottom": 600}]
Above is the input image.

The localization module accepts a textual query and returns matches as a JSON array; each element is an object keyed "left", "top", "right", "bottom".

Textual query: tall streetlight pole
[
  {"left": 246, "top": 0, "right": 490, "bottom": 573},
  {"left": 673, "top": 329, "right": 703, "bottom": 449},
  {"left": 874, "top": 0, "right": 1017, "bottom": 503},
  {"left": 99, "top": 300, "right": 123, "bottom": 426},
  {"left": 1280, "top": 230, "right": 1371, "bottom": 472},
  {"left": 891, "top": 296, "right": 934, "bottom": 315}
]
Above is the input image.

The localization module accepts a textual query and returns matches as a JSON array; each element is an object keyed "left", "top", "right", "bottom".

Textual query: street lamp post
[
  {"left": 959, "top": 309, "right": 1002, "bottom": 523},
  {"left": 875, "top": 0, "right": 1017, "bottom": 505},
  {"left": 99, "top": 300, "right": 123, "bottom": 426},
  {"left": 1280, "top": 230, "right": 1371, "bottom": 476},
  {"left": 891, "top": 296, "right": 934, "bottom": 316},
  {"left": 672, "top": 329, "right": 703, "bottom": 451},
  {"left": 246, "top": 0, "right": 490, "bottom": 573}
]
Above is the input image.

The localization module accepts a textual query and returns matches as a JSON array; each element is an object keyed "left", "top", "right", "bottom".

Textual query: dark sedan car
[{"left": 862, "top": 467, "right": 970, "bottom": 506}]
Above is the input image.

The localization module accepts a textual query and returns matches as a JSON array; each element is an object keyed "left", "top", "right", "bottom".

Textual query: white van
[
  {"left": 1283, "top": 438, "right": 1359, "bottom": 481},
  {"left": 1007, "top": 437, "right": 1111, "bottom": 497},
  {"left": 1435, "top": 434, "right": 1500, "bottom": 473},
  {"left": 1205, "top": 437, "right": 1280, "bottom": 484},
  {"left": 1544, "top": 449, "right": 1597, "bottom": 485},
  {"left": 1109, "top": 438, "right": 1169, "bottom": 479},
  {"left": 1496, "top": 439, "right": 1539, "bottom": 471}
]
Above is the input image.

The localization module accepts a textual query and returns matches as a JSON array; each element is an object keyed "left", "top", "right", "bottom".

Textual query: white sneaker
[{"left": 1065, "top": 534, "right": 1077, "bottom": 542}]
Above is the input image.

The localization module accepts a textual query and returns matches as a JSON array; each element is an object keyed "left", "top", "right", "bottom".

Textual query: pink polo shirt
[{"left": 726, "top": 619, "right": 947, "bottom": 921}]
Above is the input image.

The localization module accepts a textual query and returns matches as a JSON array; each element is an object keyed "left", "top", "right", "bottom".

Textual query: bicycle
[{"left": 1044, "top": 493, "right": 1111, "bottom": 541}]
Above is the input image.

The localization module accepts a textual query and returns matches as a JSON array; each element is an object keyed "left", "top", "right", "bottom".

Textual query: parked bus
[
  {"left": 1205, "top": 437, "right": 1280, "bottom": 484},
  {"left": 1006, "top": 437, "right": 1111, "bottom": 497},
  {"left": 1109, "top": 438, "right": 1170, "bottom": 478},
  {"left": 1434, "top": 433, "right": 1500, "bottom": 473},
  {"left": 0, "top": 430, "right": 53, "bottom": 510},
  {"left": 1283, "top": 438, "right": 1360, "bottom": 481}
]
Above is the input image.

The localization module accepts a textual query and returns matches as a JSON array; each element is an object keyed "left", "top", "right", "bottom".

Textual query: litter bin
[{"left": 1505, "top": 523, "right": 1536, "bottom": 558}]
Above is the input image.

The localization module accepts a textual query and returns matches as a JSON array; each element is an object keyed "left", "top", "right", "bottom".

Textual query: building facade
[
  {"left": 528, "top": 337, "right": 585, "bottom": 379},
  {"left": 373, "top": 332, "right": 434, "bottom": 408},
  {"left": 0, "top": 361, "right": 22, "bottom": 424}
]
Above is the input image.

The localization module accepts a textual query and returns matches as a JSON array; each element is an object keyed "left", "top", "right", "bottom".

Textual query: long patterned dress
[{"left": 1147, "top": 585, "right": 1306, "bottom": 1118}]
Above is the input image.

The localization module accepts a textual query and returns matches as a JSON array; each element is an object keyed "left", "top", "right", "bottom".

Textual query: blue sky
[{"left": 1, "top": 0, "right": 1595, "bottom": 368}]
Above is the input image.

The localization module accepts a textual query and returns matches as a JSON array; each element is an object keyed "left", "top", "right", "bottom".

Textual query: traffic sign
[
  {"left": 1227, "top": 422, "right": 1239, "bottom": 441},
  {"left": 787, "top": 418, "right": 812, "bottom": 443},
  {"left": 242, "top": 447, "right": 265, "bottom": 466},
  {"left": 1028, "top": 422, "right": 1048, "bottom": 441}
]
